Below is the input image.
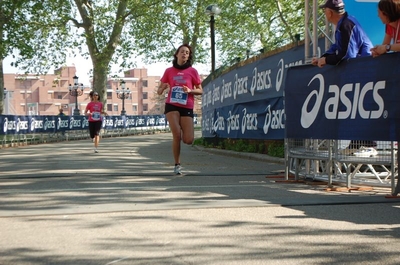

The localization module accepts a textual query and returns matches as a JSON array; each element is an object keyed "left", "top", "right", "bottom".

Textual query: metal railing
[{"left": 286, "top": 138, "right": 398, "bottom": 193}]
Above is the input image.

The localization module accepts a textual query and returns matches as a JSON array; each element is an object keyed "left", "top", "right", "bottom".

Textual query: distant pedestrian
[
  {"left": 58, "top": 109, "right": 66, "bottom": 116},
  {"left": 157, "top": 44, "right": 203, "bottom": 174},
  {"left": 84, "top": 91, "right": 107, "bottom": 153}
]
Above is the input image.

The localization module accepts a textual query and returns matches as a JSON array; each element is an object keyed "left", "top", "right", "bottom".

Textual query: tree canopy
[{"left": 0, "top": 0, "right": 305, "bottom": 114}]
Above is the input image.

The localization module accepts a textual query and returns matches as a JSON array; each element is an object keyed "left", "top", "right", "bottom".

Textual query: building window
[
  {"left": 143, "top": 104, "right": 148, "bottom": 111},
  {"left": 142, "top": 80, "right": 148, "bottom": 87},
  {"left": 143, "top": 92, "right": 148, "bottom": 99},
  {"left": 113, "top": 105, "right": 118, "bottom": 111},
  {"left": 133, "top": 105, "right": 137, "bottom": 112},
  {"left": 107, "top": 92, "right": 112, "bottom": 99},
  {"left": 57, "top": 93, "right": 62, "bottom": 99},
  {"left": 107, "top": 104, "right": 112, "bottom": 111}
]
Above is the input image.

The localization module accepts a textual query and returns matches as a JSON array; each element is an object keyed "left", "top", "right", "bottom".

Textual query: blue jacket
[{"left": 323, "top": 12, "right": 373, "bottom": 65}]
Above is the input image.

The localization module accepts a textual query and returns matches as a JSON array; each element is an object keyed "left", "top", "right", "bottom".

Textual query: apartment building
[
  {"left": 3, "top": 65, "right": 203, "bottom": 116},
  {"left": 3, "top": 66, "right": 162, "bottom": 116},
  {"left": 106, "top": 68, "right": 160, "bottom": 116}
]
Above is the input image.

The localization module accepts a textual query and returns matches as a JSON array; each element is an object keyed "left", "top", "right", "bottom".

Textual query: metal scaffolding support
[
  {"left": 304, "top": 0, "right": 334, "bottom": 63},
  {"left": 297, "top": 1, "right": 399, "bottom": 195}
]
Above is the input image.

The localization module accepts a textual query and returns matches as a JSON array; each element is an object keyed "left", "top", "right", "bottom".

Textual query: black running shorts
[{"left": 164, "top": 103, "right": 194, "bottom": 118}]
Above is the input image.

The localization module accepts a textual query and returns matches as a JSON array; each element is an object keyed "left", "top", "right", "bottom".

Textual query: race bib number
[
  {"left": 170, "top": 86, "right": 188, "bottom": 105},
  {"left": 92, "top": 112, "right": 101, "bottom": 121}
]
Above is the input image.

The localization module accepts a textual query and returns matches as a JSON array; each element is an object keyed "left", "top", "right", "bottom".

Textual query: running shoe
[{"left": 174, "top": 164, "right": 182, "bottom": 175}]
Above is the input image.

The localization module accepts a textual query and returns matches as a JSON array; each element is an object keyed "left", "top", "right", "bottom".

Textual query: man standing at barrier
[{"left": 312, "top": 0, "right": 373, "bottom": 68}]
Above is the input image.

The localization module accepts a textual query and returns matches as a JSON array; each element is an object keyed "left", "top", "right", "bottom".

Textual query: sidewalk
[{"left": 0, "top": 132, "right": 399, "bottom": 265}]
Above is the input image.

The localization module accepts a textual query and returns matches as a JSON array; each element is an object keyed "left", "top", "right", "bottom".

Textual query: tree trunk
[{"left": 92, "top": 62, "right": 109, "bottom": 111}]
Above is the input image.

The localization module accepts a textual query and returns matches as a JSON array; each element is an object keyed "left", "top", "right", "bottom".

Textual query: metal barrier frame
[{"left": 286, "top": 139, "right": 399, "bottom": 195}]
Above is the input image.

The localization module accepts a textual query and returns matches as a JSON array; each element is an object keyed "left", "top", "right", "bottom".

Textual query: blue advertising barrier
[
  {"left": 201, "top": 39, "right": 327, "bottom": 139},
  {"left": 285, "top": 53, "right": 400, "bottom": 141},
  {"left": 0, "top": 115, "right": 173, "bottom": 135}
]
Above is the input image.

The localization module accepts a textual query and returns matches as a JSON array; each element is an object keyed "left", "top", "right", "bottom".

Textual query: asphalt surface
[{"left": 0, "top": 131, "right": 399, "bottom": 265}]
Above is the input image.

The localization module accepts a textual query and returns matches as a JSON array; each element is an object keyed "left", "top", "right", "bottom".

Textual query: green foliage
[
  {"left": 267, "top": 141, "right": 285, "bottom": 158},
  {"left": 193, "top": 137, "right": 285, "bottom": 158},
  {"left": 2, "top": 0, "right": 309, "bottom": 76},
  {"left": 216, "top": 0, "right": 304, "bottom": 66},
  {"left": 0, "top": 0, "right": 312, "bottom": 114},
  {"left": 1, "top": 0, "right": 72, "bottom": 73}
]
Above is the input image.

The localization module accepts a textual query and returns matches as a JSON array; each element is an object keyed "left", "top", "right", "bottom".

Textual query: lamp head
[
  {"left": 121, "top": 80, "right": 126, "bottom": 89},
  {"left": 73, "top": 75, "right": 78, "bottom": 85},
  {"left": 205, "top": 4, "right": 221, "bottom": 16}
]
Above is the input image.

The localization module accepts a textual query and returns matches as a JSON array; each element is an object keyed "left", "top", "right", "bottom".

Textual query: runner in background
[
  {"left": 85, "top": 91, "right": 108, "bottom": 153},
  {"left": 157, "top": 44, "right": 203, "bottom": 175}
]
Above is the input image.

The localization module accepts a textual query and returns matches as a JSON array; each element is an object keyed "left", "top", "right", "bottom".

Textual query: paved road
[{"left": 0, "top": 132, "right": 399, "bottom": 265}]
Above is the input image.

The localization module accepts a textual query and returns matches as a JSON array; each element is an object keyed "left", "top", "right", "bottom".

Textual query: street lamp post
[
  {"left": 68, "top": 75, "right": 84, "bottom": 116},
  {"left": 205, "top": 4, "right": 221, "bottom": 76},
  {"left": 116, "top": 80, "right": 131, "bottom": 116}
]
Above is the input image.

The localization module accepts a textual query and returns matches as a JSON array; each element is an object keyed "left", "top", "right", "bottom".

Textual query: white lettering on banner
[
  {"left": 104, "top": 118, "right": 113, "bottom": 127},
  {"left": 31, "top": 118, "right": 43, "bottom": 131},
  {"left": 202, "top": 58, "right": 304, "bottom": 109},
  {"left": 264, "top": 105, "right": 271, "bottom": 134},
  {"left": 69, "top": 117, "right": 81, "bottom": 129},
  {"left": 250, "top": 67, "right": 272, "bottom": 96},
  {"left": 206, "top": 90, "right": 211, "bottom": 107},
  {"left": 8, "top": 120, "right": 16, "bottom": 131},
  {"left": 263, "top": 105, "right": 285, "bottom": 135},
  {"left": 126, "top": 118, "right": 136, "bottom": 126},
  {"left": 227, "top": 111, "right": 240, "bottom": 134},
  {"left": 136, "top": 118, "right": 145, "bottom": 126},
  {"left": 82, "top": 117, "right": 89, "bottom": 128},
  {"left": 202, "top": 118, "right": 208, "bottom": 132},
  {"left": 213, "top": 112, "right": 225, "bottom": 132},
  {"left": 209, "top": 116, "right": 215, "bottom": 134},
  {"left": 114, "top": 117, "right": 125, "bottom": 127},
  {"left": 156, "top": 117, "right": 166, "bottom": 126},
  {"left": 272, "top": 109, "right": 285, "bottom": 130},
  {"left": 57, "top": 118, "right": 69, "bottom": 129},
  {"left": 241, "top": 108, "right": 258, "bottom": 134},
  {"left": 301, "top": 74, "right": 386, "bottom": 128},
  {"left": 275, "top": 59, "right": 285, "bottom": 92},
  {"left": 43, "top": 118, "right": 55, "bottom": 130},
  {"left": 220, "top": 80, "right": 232, "bottom": 103},
  {"left": 17, "top": 118, "right": 28, "bottom": 131},
  {"left": 233, "top": 74, "right": 249, "bottom": 99},
  {"left": 203, "top": 115, "right": 214, "bottom": 134},
  {"left": 147, "top": 117, "right": 155, "bottom": 126},
  {"left": 3, "top": 118, "right": 8, "bottom": 133},
  {"left": 212, "top": 85, "right": 220, "bottom": 106}
]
